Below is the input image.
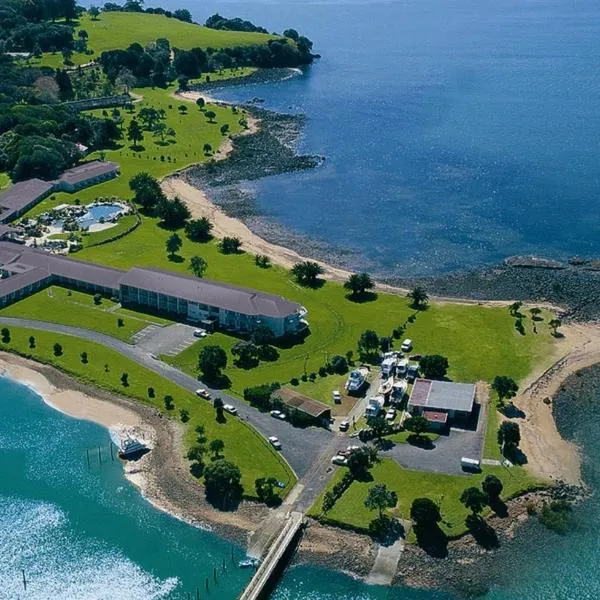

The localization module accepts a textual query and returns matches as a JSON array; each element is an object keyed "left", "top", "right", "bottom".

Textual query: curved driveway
[{"left": 0, "top": 317, "right": 334, "bottom": 478}]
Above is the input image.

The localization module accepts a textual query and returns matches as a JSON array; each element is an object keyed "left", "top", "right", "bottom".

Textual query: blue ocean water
[{"left": 179, "top": 0, "right": 600, "bottom": 276}]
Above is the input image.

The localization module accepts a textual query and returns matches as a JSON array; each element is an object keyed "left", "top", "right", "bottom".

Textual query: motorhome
[
  {"left": 346, "top": 368, "right": 367, "bottom": 394},
  {"left": 396, "top": 358, "right": 409, "bottom": 377},
  {"left": 365, "top": 396, "right": 385, "bottom": 418},
  {"left": 381, "top": 356, "right": 397, "bottom": 377},
  {"left": 460, "top": 456, "right": 481, "bottom": 471}
]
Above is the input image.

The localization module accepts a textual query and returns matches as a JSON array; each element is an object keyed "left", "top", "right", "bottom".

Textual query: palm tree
[
  {"left": 344, "top": 272, "right": 374, "bottom": 298},
  {"left": 408, "top": 286, "right": 429, "bottom": 309}
]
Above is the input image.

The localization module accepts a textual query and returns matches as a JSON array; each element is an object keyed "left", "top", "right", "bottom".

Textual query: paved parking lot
[
  {"left": 383, "top": 402, "right": 487, "bottom": 476},
  {"left": 134, "top": 323, "right": 200, "bottom": 356}
]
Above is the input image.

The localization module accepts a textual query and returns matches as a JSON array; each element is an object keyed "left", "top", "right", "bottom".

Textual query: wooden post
[
  {"left": 22, "top": 569, "right": 26, "bottom": 591},
  {"left": 86, "top": 448, "right": 90, "bottom": 469},
  {"left": 110, "top": 443, "right": 114, "bottom": 461},
  {"left": 98, "top": 445, "right": 102, "bottom": 465}
]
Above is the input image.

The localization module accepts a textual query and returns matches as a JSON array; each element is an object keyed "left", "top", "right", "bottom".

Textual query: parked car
[
  {"left": 332, "top": 390, "right": 342, "bottom": 403},
  {"left": 223, "top": 404, "right": 238, "bottom": 415},
  {"left": 401, "top": 338, "right": 413, "bottom": 352},
  {"left": 339, "top": 420, "right": 350, "bottom": 432},
  {"left": 268, "top": 436, "right": 282, "bottom": 450},
  {"left": 331, "top": 455, "right": 348, "bottom": 466},
  {"left": 193, "top": 329, "right": 207, "bottom": 338},
  {"left": 270, "top": 410, "right": 286, "bottom": 420},
  {"left": 385, "top": 408, "right": 396, "bottom": 422},
  {"left": 195, "top": 388, "right": 211, "bottom": 399}
]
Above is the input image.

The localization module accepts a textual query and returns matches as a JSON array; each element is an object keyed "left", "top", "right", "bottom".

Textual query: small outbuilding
[{"left": 273, "top": 388, "right": 332, "bottom": 427}]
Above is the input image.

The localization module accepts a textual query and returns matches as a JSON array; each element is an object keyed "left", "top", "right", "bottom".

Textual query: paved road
[{"left": 0, "top": 317, "right": 333, "bottom": 478}]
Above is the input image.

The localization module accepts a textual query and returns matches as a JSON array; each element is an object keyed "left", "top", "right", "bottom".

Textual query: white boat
[
  {"left": 118, "top": 437, "right": 146, "bottom": 457},
  {"left": 239, "top": 558, "right": 260, "bottom": 568},
  {"left": 346, "top": 369, "right": 366, "bottom": 393}
]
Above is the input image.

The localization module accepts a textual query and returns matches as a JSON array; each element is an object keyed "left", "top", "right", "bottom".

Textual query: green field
[
  {"left": 309, "top": 459, "right": 542, "bottom": 538},
  {"left": 26, "top": 86, "right": 245, "bottom": 217},
  {"left": 0, "top": 286, "right": 170, "bottom": 341},
  {"left": 0, "top": 326, "right": 295, "bottom": 496},
  {"left": 0, "top": 173, "right": 10, "bottom": 191},
  {"left": 31, "top": 12, "right": 277, "bottom": 69}
]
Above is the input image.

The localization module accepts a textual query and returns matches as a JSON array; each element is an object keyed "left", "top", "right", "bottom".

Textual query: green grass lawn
[
  {"left": 0, "top": 172, "right": 10, "bottom": 191},
  {"left": 309, "top": 459, "right": 543, "bottom": 538},
  {"left": 31, "top": 12, "right": 278, "bottom": 69},
  {"left": 0, "top": 286, "right": 169, "bottom": 341},
  {"left": 25, "top": 85, "right": 245, "bottom": 218},
  {"left": 189, "top": 67, "right": 257, "bottom": 84},
  {"left": 82, "top": 214, "right": 140, "bottom": 247},
  {"left": 0, "top": 326, "right": 295, "bottom": 497}
]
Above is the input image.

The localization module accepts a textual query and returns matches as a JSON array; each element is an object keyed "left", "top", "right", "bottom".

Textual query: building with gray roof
[
  {"left": 0, "top": 242, "right": 308, "bottom": 337},
  {"left": 0, "top": 161, "right": 120, "bottom": 224},
  {"left": 407, "top": 378, "right": 476, "bottom": 429}
]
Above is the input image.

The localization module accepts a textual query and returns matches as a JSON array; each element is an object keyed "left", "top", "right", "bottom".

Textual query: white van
[{"left": 460, "top": 457, "right": 481, "bottom": 471}]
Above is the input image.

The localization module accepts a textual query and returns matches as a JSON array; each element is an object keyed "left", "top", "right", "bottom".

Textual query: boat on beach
[{"left": 118, "top": 437, "right": 147, "bottom": 458}]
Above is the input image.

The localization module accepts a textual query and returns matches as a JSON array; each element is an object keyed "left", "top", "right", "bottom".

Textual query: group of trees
[
  {"left": 205, "top": 13, "right": 268, "bottom": 34},
  {"left": 101, "top": 1, "right": 192, "bottom": 24}
]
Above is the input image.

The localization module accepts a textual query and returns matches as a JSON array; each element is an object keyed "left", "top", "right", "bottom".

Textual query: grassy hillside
[
  {"left": 33, "top": 12, "right": 277, "bottom": 68},
  {"left": 26, "top": 86, "right": 245, "bottom": 217}
]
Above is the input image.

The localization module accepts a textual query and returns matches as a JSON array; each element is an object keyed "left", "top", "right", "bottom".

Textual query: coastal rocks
[{"left": 397, "top": 260, "right": 600, "bottom": 321}]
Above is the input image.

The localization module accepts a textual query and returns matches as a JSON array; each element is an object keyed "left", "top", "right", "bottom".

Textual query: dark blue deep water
[{"left": 189, "top": 0, "right": 600, "bottom": 276}]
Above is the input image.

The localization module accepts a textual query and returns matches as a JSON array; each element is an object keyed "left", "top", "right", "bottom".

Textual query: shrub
[
  {"left": 93, "top": 293, "right": 102, "bottom": 305},
  {"left": 180, "top": 408, "right": 190, "bottom": 423},
  {"left": 290, "top": 377, "right": 299, "bottom": 386},
  {"left": 318, "top": 366, "right": 328, "bottom": 377}
]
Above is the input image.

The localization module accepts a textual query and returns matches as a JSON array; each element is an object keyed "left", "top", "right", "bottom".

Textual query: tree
[
  {"left": 53, "top": 342, "right": 63, "bottom": 356},
  {"left": 120, "top": 372, "right": 129, "bottom": 386},
  {"left": 165, "top": 232, "right": 182, "bottom": 258},
  {"left": 347, "top": 446, "right": 376, "bottom": 479},
  {"left": 28, "top": 336, "right": 36, "bottom": 349},
  {"left": 365, "top": 483, "right": 397, "bottom": 519},
  {"left": 127, "top": 119, "right": 144, "bottom": 148},
  {"left": 195, "top": 424, "right": 208, "bottom": 446},
  {"left": 203, "top": 459, "right": 243, "bottom": 508},
  {"left": 232, "top": 341, "right": 260, "bottom": 368},
  {"left": 529, "top": 307, "right": 542, "bottom": 320},
  {"left": 89, "top": 5, "right": 100, "bottom": 19},
  {"left": 129, "top": 172, "right": 164, "bottom": 210},
  {"left": 180, "top": 408, "right": 190, "bottom": 422},
  {"left": 153, "top": 122, "right": 168, "bottom": 144},
  {"left": 407, "top": 286, "right": 429, "bottom": 309},
  {"left": 80, "top": 351, "right": 88, "bottom": 364},
  {"left": 460, "top": 487, "right": 488, "bottom": 514},
  {"left": 508, "top": 301, "right": 523, "bottom": 317},
  {"left": 291, "top": 261, "right": 324, "bottom": 286},
  {"left": 116, "top": 68, "right": 136, "bottom": 92},
  {"left": 189, "top": 256, "right": 208, "bottom": 278},
  {"left": 0, "top": 328, "right": 9, "bottom": 343},
  {"left": 250, "top": 324, "right": 274, "bottom": 347},
  {"left": 243, "top": 384, "right": 273, "bottom": 408},
  {"left": 255, "top": 254, "right": 271, "bottom": 268},
  {"left": 329, "top": 355, "right": 348, "bottom": 374},
  {"left": 209, "top": 439, "right": 225, "bottom": 460},
  {"left": 283, "top": 28, "right": 299, "bottom": 40},
  {"left": 358, "top": 329, "right": 379, "bottom": 356},
  {"left": 419, "top": 355, "right": 449, "bottom": 379},
  {"left": 185, "top": 217, "right": 213, "bottom": 241},
  {"left": 322, "top": 490, "right": 336, "bottom": 513},
  {"left": 93, "top": 293, "right": 102, "bottom": 305},
  {"left": 203, "top": 143, "right": 213, "bottom": 155},
  {"left": 344, "top": 272, "right": 374, "bottom": 297},
  {"left": 219, "top": 236, "right": 242, "bottom": 254},
  {"left": 549, "top": 318, "right": 562, "bottom": 336},
  {"left": 410, "top": 497, "right": 441, "bottom": 528},
  {"left": 174, "top": 8, "right": 192, "bottom": 22},
  {"left": 186, "top": 444, "right": 206, "bottom": 470},
  {"left": 482, "top": 474, "right": 503, "bottom": 503},
  {"left": 205, "top": 110, "right": 216, "bottom": 123},
  {"left": 196, "top": 97, "right": 205, "bottom": 110},
  {"left": 491, "top": 375, "right": 519, "bottom": 404},
  {"left": 497, "top": 421, "right": 521, "bottom": 452},
  {"left": 404, "top": 415, "right": 429, "bottom": 438},
  {"left": 198, "top": 345, "right": 227, "bottom": 380},
  {"left": 220, "top": 124, "right": 230, "bottom": 136},
  {"left": 157, "top": 196, "right": 191, "bottom": 228},
  {"left": 369, "top": 414, "right": 389, "bottom": 439},
  {"left": 213, "top": 397, "right": 225, "bottom": 421},
  {"left": 164, "top": 395, "right": 174, "bottom": 410},
  {"left": 178, "top": 104, "right": 188, "bottom": 114},
  {"left": 255, "top": 477, "right": 282, "bottom": 507}
]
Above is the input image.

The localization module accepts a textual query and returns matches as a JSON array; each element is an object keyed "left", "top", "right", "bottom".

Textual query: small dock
[{"left": 239, "top": 511, "right": 304, "bottom": 600}]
